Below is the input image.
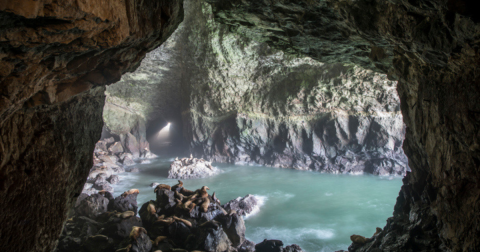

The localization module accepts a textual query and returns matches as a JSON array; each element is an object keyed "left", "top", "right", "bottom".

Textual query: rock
[
  {"left": 168, "top": 157, "right": 220, "bottom": 179},
  {"left": 93, "top": 182, "right": 114, "bottom": 193},
  {"left": 94, "top": 173, "right": 108, "bottom": 184},
  {"left": 126, "top": 132, "right": 141, "bottom": 158},
  {"left": 95, "top": 141, "right": 108, "bottom": 152},
  {"left": 109, "top": 194, "right": 139, "bottom": 215},
  {"left": 74, "top": 194, "right": 110, "bottom": 219},
  {"left": 83, "top": 235, "right": 115, "bottom": 252},
  {"left": 284, "top": 244, "right": 304, "bottom": 252},
  {"left": 155, "top": 189, "right": 176, "bottom": 214},
  {"left": 108, "top": 175, "right": 120, "bottom": 184},
  {"left": 150, "top": 183, "right": 160, "bottom": 188},
  {"left": 101, "top": 215, "right": 143, "bottom": 240},
  {"left": 238, "top": 240, "right": 256, "bottom": 252},
  {"left": 123, "top": 155, "right": 136, "bottom": 166},
  {"left": 215, "top": 213, "right": 246, "bottom": 247},
  {"left": 104, "top": 137, "right": 115, "bottom": 145},
  {"left": 55, "top": 236, "right": 83, "bottom": 252},
  {"left": 108, "top": 142, "right": 124, "bottom": 154},
  {"left": 127, "top": 167, "right": 140, "bottom": 173},
  {"left": 222, "top": 194, "right": 258, "bottom": 216},
  {"left": 88, "top": 167, "right": 115, "bottom": 181},
  {"left": 255, "top": 239, "right": 284, "bottom": 252},
  {"left": 193, "top": 221, "right": 231, "bottom": 252}
]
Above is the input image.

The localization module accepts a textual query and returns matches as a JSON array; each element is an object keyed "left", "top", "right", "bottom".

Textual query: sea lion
[
  {"left": 153, "top": 236, "right": 168, "bottom": 246},
  {"left": 181, "top": 187, "right": 195, "bottom": 196},
  {"left": 154, "top": 184, "right": 171, "bottom": 193},
  {"left": 200, "top": 220, "right": 220, "bottom": 229},
  {"left": 121, "top": 189, "right": 140, "bottom": 198},
  {"left": 173, "top": 216, "right": 193, "bottom": 227},
  {"left": 373, "top": 227, "right": 382, "bottom": 236},
  {"left": 227, "top": 209, "right": 237, "bottom": 216},
  {"left": 115, "top": 244, "right": 132, "bottom": 252},
  {"left": 130, "top": 226, "right": 147, "bottom": 241},
  {"left": 187, "top": 203, "right": 196, "bottom": 213},
  {"left": 196, "top": 186, "right": 210, "bottom": 198},
  {"left": 147, "top": 202, "right": 156, "bottom": 215},
  {"left": 174, "top": 191, "right": 184, "bottom": 201},
  {"left": 350, "top": 234, "right": 371, "bottom": 244},
  {"left": 156, "top": 217, "right": 175, "bottom": 225},
  {"left": 200, "top": 197, "right": 210, "bottom": 213},
  {"left": 212, "top": 192, "right": 220, "bottom": 204},
  {"left": 172, "top": 180, "right": 184, "bottom": 191},
  {"left": 116, "top": 211, "right": 135, "bottom": 219}
]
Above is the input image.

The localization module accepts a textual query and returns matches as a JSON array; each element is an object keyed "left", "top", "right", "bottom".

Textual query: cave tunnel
[{"left": 0, "top": 0, "right": 479, "bottom": 252}]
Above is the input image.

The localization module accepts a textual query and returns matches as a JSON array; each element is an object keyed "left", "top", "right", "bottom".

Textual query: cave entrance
[{"left": 146, "top": 117, "right": 187, "bottom": 157}]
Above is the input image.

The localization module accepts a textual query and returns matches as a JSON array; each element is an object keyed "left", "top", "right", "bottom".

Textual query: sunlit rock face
[
  {"left": 111, "top": 0, "right": 407, "bottom": 175},
  {"left": 205, "top": 0, "right": 480, "bottom": 250},
  {"left": 0, "top": 1, "right": 183, "bottom": 251}
]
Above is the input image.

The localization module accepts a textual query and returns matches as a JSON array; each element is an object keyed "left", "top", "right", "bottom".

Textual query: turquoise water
[{"left": 112, "top": 157, "right": 402, "bottom": 252}]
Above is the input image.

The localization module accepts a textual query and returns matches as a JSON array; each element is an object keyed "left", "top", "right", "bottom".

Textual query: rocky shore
[
  {"left": 57, "top": 181, "right": 304, "bottom": 252},
  {"left": 83, "top": 137, "right": 157, "bottom": 195}
]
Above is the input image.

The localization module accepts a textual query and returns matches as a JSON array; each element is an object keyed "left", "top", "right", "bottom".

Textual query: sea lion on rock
[
  {"left": 153, "top": 236, "right": 168, "bottom": 246},
  {"left": 212, "top": 192, "right": 220, "bottom": 204},
  {"left": 173, "top": 216, "right": 192, "bottom": 227},
  {"left": 200, "top": 197, "right": 210, "bottom": 212},
  {"left": 174, "top": 191, "right": 184, "bottom": 201},
  {"left": 156, "top": 217, "right": 175, "bottom": 225},
  {"left": 121, "top": 189, "right": 140, "bottom": 198},
  {"left": 374, "top": 227, "right": 382, "bottom": 236},
  {"left": 147, "top": 203, "right": 156, "bottom": 215},
  {"left": 130, "top": 226, "right": 147, "bottom": 241},
  {"left": 172, "top": 180, "right": 184, "bottom": 191},
  {"left": 196, "top": 186, "right": 209, "bottom": 198},
  {"left": 199, "top": 220, "right": 221, "bottom": 229},
  {"left": 154, "top": 184, "right": 171, "bottom": 193},
  {"left": 115, "top": 244, "right": 132, "bottom": 252},
  {"left": 350, "top": 234, "right": 371, "bottom": 244},
  {"left": 180, "top": 187, "right": 195, "bottom": 196},
  {"left": 116, "top": 211, "right": 135, "bottom": 219}
]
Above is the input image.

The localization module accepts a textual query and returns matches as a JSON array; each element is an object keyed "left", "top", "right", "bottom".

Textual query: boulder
[
  {"left": 192, "top": 221, "right": 231, "bottom": 252},
  {"left": 130, "top": 231, "right": 152, "bottom": 252},
  {"left": 109, "top": 194, "right": 139, "bottom": 215},
  {"left": 88, "top": 166, "right": 114, "bottom": 180},
  {"left": 93, "top": 182, "right": 114, "bottom": 193},
  {"left": 125, "top": 132, "right": 140, "bottom": 158},
  {"left": 95, "top": 141, "right": 108, "bottom": 152},
  {"left": 215, "top": 213, "right": 246, "bottom": 248},
  {"left": 127, "top": 167, "right": 140, "bottom": 172},
  {"left": 108, "top": 175, "right": 119, "bottom": 184},
  {"left": 101, "top": 215, "right": 142, "bottom": 240},
  {"left": 238, "top": 240, "right": 256, "bottom": 252},
  {"left": 284, "top": 244, "right": 304, "bottom": 252},
  {"left": 222, "top": 194, "right": 258, "bottom": 216},
  {"left": 83, "top": 235, "right": 115, "bottom": 252},
  {"left": 108, "top": 142, "right": 124, "bottom": 154},
  {"left": 255, "top": 239, "right": 284, "bottom": 252},
  {"left": 104, "top": 137, "right": 115, "bottom": 144},
  {"left": 168, "top": 157, "right": 220, "bottom": 179},
  {"left": 75, "top": 194, "right": 109, "bottom": 219},
  {"left": 150, "top": 182, "right": 160, "bottom": 188}
]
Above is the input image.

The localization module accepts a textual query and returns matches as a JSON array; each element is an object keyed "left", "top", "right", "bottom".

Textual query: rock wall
[
  {"left": 0, "top": 1, "right": 184, "bottom": 251},
  {"left": 205, "top": 0, "right": 480, "bottom": 250},
  {"left": 110, "top": 0, "right": 407, "bottom": 175}
]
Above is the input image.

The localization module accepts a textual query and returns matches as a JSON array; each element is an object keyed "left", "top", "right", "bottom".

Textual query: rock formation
[
  {"left": 204, "top": 0, "right": 480, "bottom": 250},
  {"left": 168, "top": 156, "right": 220, "bottom": 179},
  {"left": 0, "top": 1, "right": 184, "bottom": 251}
]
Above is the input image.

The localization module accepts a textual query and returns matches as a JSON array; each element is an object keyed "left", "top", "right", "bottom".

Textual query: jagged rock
[
  {"left": 255, "top": 239, "right": 284, "bottom": 252},
  {"left": 126, "top": 132, "right": 141, "bottom": 158},
  {"left": 127, "top": 167, "right": 140, "bottom": 173},
  {"left": 123, "top": 156, "right": 136, "bottom": 166},
  {"left": 75, "top": 194, "right": 110, "bottom": 219},
  {"left": 101, "top": 215, "right": 142, "bottom": 240},
  {"left": 155, "top": 189, "right": 176, "bottom": 215},
  {"left": 94, "top": 173, "right": 108, "bottom": 184},
  {"left": 150, "top": 183, "right": 160, "bottom": 188},
  {"left": 93, "top": 182, "right": 114, "bottom": 193},
  {"left": 108, "top": 142, "right": 124, "bottom": 154},
  {"left": 104, "top": 137, "right": 115, "bottom": 145},
  {"left": 238, "top": 240, "right": 256, "bottom": 252},
  {"left": 193, "top": 221, "right": 231, "bottom": 252},
  {"left": 284, "top": 244, "right": 304, "bottom": 252},
  {"left": 95, "top": 141, "right": 108, "bottom": 152},
  {"left": 215, "top": 213, "right": 246, "bottom": 248},
  {"left": 83, "top": 235, "right": 115, "bottom": 252},
  {"left": 168, "top": 157, "right": 220, "bottom": 179},
  {"left": 88, "top": 167, "right": 115, "bottom": 181},
  {"left": 109, "top": 194, "right": 139, "bottom": 215},
  {"left": 222, "top": 195, "right": 258, "bottom": 216},
  {"left": 108, "top": 175, "right": 120, "bottom": 185}
]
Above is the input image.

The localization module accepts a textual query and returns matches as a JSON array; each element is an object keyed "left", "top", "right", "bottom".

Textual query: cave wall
[
  {"left": 0, "top": 1, "right": 184, "bottom": 251},
  {"left": 105, "top": 0, "right": 407, "bottom": 174},
  {"left": 205, "top": 0, "right": 480, "bottom": 250}
]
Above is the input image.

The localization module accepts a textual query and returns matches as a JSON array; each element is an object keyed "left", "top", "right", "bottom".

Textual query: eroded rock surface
[
  {"left": 168, "top": 156, "right": 220, "bottom": 179},
  {"left": 205, "top": 0, "right": 480, "bottom": 250},
  {"left": 0, "top": 1, "right": 184, "bottom": 251}
]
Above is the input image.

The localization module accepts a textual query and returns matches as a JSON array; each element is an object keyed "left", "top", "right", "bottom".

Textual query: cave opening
[{"left": 2, "top": 0, "right": 479, "bottom": 251}]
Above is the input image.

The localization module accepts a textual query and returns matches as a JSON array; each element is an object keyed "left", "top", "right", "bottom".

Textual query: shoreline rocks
[
  {"left": 223, "top": 194, "right": 259, "bottom": 217},
  {"left": 168, "top": 155, "right": 220, "bottom": 179}
]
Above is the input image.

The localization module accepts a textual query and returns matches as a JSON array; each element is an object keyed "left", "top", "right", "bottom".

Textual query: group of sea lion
[{"left": 174, "top": 155, "right": 214, "bottom": 171}]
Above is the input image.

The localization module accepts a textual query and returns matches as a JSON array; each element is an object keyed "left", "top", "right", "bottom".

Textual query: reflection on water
[{"left": 112, "top": 157, "right": 402, "bottom": 252}]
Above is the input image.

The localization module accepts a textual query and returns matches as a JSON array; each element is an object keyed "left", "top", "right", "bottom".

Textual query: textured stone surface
[
  {"left": 0, "top": 1, "right": 184, "bottom": 251},
  {"left": 205, "top": 0, "right": 480, "bottom": 250}
]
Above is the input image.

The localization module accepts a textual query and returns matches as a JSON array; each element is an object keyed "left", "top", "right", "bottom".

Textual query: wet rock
[
  {"left": 94, "top": 173, "right": 108, "bottom": 184},
  {"left": 93, "top": 181, "right": 114, "bottom": 194},
  {"left": 123, "top": 155, "right": 136, "bottom": 166},
  {"left": 75, "top": 194, "right": 110, "bottom": 219},
  {"left": 168, "top": 221, "right": 192, "bottom": 245},
  {"left": 155, "top": 189, "right": 176, "bottom": 214},
  {"left": 127, "top": 167, "right": 140, "bottom": 173},
  {"left": 222, "top": 194, "right": 258, "bottom": 216},
  {"left": 88, "top": 166, "right": 115, "bottom": 180},
  {"left": 255, "top": 239, "right": 284, "bottom": 252},
  {"left": 55, "top": 236, "right": 83, "bottom": 252},
  {"left": 101, "top": 215, "right": 142, "bottom": 240},
  {"left": 150, "top": 182, "right": 160, "bottom": 188},
  {"left": 126, "top": 132, "right": 141, "bottom": 158},
  {"left": 193, "top": 220, "right": 231, "bottom": 252},
  {"left": 95, "top": 141, "right": 108, "bottom": 152},
  {"left": 83, "top": 235, "right": 115, "bottom": 252},
  {"left": 168, "top": 157, "right": 220, "bottom": 179},
  {"left": 108, "top": 175, "right": 120, "bottom": 184},
  {"left": 215, "top": 213, "right": 246, "bottom": 247},
  {"left": 108, "top": 142, "right": 124, "bottom": 154},
  {"left": 109, "top": 194, "right": 139, "bottom": 215},
  {"left": 238, "top": 240, "right": 256, "bottom": 252},
  {"left": 130, "top": 230, "right": 152, "bottom": 252},
  {"left": 284, "top": 244, "right": 304, "bottom": 252}
]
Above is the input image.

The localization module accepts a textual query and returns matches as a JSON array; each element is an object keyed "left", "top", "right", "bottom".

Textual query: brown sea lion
[
  {"left": 196, "top": 186, "right": 209, "bottom": 198},
  {"left": 115, "top": 244, "right": 132, "bottom": 252},
  {"left": 200, "top": 220, "right": 220, "bottom": 229},
  {"left": 130, "top": 226, "right": 147, "bottom": 241},
  {"left": 121, "top": 189, "right": 140, "bottom": 198},
  {"left": 174, "top": 191, "right": 184, "bottom": 201},
  {"left": 173, "top": 216, "right": 192, "bottom": 227},
  {"left": 350, "top": 234, "right": 371, "bottom": 244},
  {"left": 172, "top": 180, "right": 184, "bottom": 192},
  {"left": 154, "top": 184, "right": 172, "bottom": 193},
  {"left": 212, "top": 192, "right": 220, "bottom": 204},
  {"left": 180, "top": 187, "right": 195, "bottom": 196},
  {"left": 200, "top": 197, "right": 210, "bottom": 213},
  {"left": 227, "top": 209, "right": 237, "bottom": 216},
  {"left": 156, "top": 217, "right": 175, "bottom": 225},
  {"left": 147, "top": 203, "right": 156, "bottom": 215},
  {"left": 153, "top": 236, "right": 168, "bottom": 246},
  {"left": 116, "top": 211, "right": 135, "bottom": 219},
  {"left": 373, "top": 227, "right": 382, "bottom": 236}
]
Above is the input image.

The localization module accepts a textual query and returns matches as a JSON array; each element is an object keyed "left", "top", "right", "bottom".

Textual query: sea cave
[{"left": 0, "top": 0, "right": 479, "bottom": 252}]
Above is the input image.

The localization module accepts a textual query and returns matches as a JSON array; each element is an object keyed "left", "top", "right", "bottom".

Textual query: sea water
[{"left": 112, "top": 157, "right": 402, "bottom": 252}]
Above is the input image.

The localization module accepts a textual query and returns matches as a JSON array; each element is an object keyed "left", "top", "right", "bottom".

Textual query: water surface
[{"left": 113, "top": 157, "right": 402, "bottom": 252}]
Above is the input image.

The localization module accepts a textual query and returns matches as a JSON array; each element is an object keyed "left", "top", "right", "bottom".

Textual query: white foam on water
[
  {"left": 244, "top": 195, "right": 268, "bottom": 220},
  {"left": 248, "top": 226, "right": 335, "bottom": 243},
  {"left": 325, "top": 192, "right": 333, "bottom": 196},
  {"left": 269, "top": 191, "right": 295, "bottom": 200}
]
